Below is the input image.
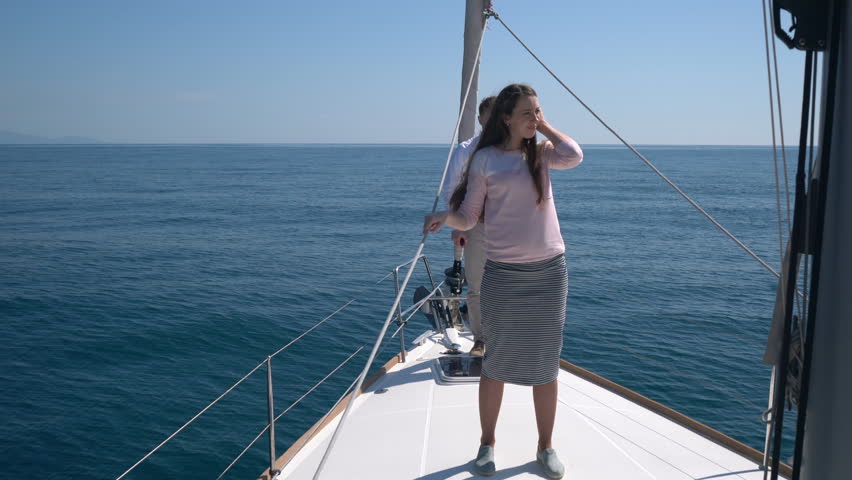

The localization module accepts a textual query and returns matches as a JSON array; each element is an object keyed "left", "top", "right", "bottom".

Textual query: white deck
[{"left": 277, "top": 332, "right": 777, "bottom": 479}]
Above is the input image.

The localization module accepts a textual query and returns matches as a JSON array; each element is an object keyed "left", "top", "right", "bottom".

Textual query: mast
[
  {"left": 459, "top": 0, "right": 487, "bottom": 141},
  {"left": 800, "top": 2, "right": 851, "bottom": 479}
]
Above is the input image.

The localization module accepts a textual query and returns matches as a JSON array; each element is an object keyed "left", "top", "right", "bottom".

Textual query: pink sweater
[{"left": 454, "top": 140, "right": 583, "bottom": 263}]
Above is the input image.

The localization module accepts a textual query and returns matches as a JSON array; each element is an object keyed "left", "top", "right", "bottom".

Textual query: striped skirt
[{"left": 480, "top": 254, "right": 568, "bottom": 386}]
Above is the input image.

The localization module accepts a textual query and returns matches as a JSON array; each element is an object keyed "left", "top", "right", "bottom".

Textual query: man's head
[{"left": 477, "top": 95, "right": 496, "bottom": 128}]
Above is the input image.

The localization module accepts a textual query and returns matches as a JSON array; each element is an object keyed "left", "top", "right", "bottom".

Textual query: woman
[{"left": 423, "top": 84, "right": 582, "bottom": 479}]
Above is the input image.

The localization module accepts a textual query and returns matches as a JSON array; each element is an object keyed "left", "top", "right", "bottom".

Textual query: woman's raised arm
[{"left": 537, "top": 119, "right": 583, "bottom": 170}]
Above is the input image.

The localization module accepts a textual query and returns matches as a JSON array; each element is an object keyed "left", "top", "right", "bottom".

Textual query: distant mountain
[{"left": 0, "top": 130, "right": 104, "bottom": 144}]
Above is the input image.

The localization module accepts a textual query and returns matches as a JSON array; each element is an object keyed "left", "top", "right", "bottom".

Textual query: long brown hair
[{"left": 449, "top": 84, "right": 544, "bottom": 211}]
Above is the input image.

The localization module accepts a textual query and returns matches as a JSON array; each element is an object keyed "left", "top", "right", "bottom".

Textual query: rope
[
  {"left": 311, "top": 13, "right": 492, "bottom": 479},
  {"left": 491, "top": 9, "right": 783, "bottom": 281},
  {"left": 214, "top": 347, "right": 364, "bottom": 480}
]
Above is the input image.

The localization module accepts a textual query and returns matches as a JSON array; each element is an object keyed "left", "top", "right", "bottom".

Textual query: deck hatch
[{"left": 432, "top": 356, "right": 482, "bottom": 384}]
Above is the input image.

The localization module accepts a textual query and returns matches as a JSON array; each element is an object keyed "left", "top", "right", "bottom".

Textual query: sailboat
[{"left": 116, "top": 1, "right": 850, "bottom": 479}]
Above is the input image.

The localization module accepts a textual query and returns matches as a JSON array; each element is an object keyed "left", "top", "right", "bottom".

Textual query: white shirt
[{"left": 441, "top": 134, "right": 480, "bottom": 209}]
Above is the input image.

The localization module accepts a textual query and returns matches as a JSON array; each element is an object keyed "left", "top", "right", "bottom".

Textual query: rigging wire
[
  {"left": 126, "top": 9, "right": 823, "bottom": 479},
  {"left": 310, "top": 13, "right": 492, "bottom": 480},
  {"left": 490, "top": 8, "right": 786, "bottom": 282},
  {"left": 114, "top": 358, "right": 268, "bottom": 480},
  {"left": 280, "top": 310, "right": 418, "bottom": 476},
  {"left": 768, "top": 2, "right": 795, "bottom": 236},
  {"left": 114, "top": 270, "right": 394, "bottom": 479},
  {"left": 758, "top": 2, "right": 789, "bottom": 471},
  {"left": 768, "top": 7, "right": 801, "bottom": 331},
  {"left": 764, "top": 0, "right": 843, "bottom": 464},
  {"left": 268, "top": 269, "right": 400, "bottom": 359},
  {"left": 214, "top": 347, "right": 364, "bottom": 480},
  {"left": 212, "top": 282, "right": 418, "bottom": 480},
  {"left": 775, "top": 26, "right": 804, "bottom": 323},
  {"left": 762, "top": 0, "right": 789, "bottom": 270}
]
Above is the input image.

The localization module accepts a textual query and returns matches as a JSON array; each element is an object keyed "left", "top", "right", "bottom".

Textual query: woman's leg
[
  {"left": 479, "top": 374, "right": 505, "bottom": 446},
  {"left": 532, "top": 379, "right": 558, "bottom": 450}
]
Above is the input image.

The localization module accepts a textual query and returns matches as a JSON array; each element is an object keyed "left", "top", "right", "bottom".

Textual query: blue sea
[{"left": 0, "top": 144, "right": 799, "bottom": 479}]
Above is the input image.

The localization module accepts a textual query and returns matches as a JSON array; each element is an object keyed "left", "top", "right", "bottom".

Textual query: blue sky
[{"left": 0, "top": 0, "right": 812, "bottom": 144}]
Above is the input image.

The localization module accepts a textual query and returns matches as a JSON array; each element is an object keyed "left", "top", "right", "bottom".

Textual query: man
[{"left": 441, "top": 96, "right": 495, "bottom": 357}]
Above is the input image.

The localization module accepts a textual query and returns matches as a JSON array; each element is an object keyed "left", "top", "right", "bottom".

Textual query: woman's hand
[
  {"left": 536, "top": 111, "right": 575, "bottom": 148},
  {"left": 423, "top": 211, "right": 449, "bottom": 235},
  {"left": 451, "top": 229, "right": 467, "bottom": 247},
  {"left": 536, "top": 109, "right": 551, "bottom": 134}
]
